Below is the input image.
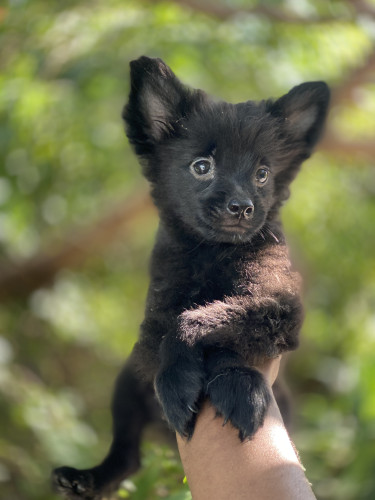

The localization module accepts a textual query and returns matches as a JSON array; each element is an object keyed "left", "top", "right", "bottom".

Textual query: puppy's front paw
[
  {"left": 206, "top": 367, "right": 271, "bottom": 441},
  {"left": 155, "top": 357, "right": 204, "bottom": 438},
  {"left": 52, "top": 466, "right": 99, "bottom": 500}
]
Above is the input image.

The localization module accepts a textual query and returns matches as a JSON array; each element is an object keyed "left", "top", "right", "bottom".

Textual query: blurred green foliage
[{"left": 0, "top": 0, "right": 374, "bottom": 499}]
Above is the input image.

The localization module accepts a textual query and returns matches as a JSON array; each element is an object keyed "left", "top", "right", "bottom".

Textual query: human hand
[
  {"left": 177, "top": 352, "right": 317, "bottom": 500},
  {"left": 254, "top": 355, "right": 282, "bottom": 387}
]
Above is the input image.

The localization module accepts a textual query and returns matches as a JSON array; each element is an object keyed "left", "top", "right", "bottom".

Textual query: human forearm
[{"left": 177, "top": 393, "right": 316, "bottom": 500}]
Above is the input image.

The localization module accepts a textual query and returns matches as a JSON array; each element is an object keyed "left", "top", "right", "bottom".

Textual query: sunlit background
[{"left": 1, "top": 1, "right": 375, "bottom": 499}]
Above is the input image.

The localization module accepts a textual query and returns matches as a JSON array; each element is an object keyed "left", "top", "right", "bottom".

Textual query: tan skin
[{"left": 177, "top": 357, "right": 316, "bottom": 500}]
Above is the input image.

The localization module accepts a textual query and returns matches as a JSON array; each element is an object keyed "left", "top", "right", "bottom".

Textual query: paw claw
[
  {"left": 76, "top": 482, "right": 87, "bottom": 494},
  {"left": 57, "top": 476, "right": 72, "bottom": 489},
  {"left": 188, "top": 404, "right": 198, "bottom": 413}
]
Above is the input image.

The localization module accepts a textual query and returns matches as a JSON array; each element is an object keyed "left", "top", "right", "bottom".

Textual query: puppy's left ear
[{"left": 270, "top": 81, "right": 330, "bottom": 152}]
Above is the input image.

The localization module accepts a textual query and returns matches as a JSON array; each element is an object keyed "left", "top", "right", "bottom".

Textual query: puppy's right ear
[{"left": 123, "top": 56, "right": 192, "bottom": 156}]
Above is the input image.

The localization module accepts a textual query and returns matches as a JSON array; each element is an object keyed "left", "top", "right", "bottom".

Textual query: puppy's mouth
[
  {"left": 205, "top": 207, "right": 252, "bottom": 232},
  {"left": 211, "top": 217, "right": 255, "bottom": 242},
  {"left": 219, "top": 221, "right": 249, "bottom": 234},
  {"left": 193, "top": 206, "right": 258, "bottom": 243}
]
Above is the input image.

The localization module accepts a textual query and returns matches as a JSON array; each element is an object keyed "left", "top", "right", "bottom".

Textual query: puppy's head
[{"left": 123, "top": 56, "right": 330, "bottom": 243}]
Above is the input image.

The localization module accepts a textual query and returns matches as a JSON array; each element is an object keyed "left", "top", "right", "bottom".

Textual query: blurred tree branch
[
  {"left": 161, "top": 0, "right": 375, "bottom": 22},
  {"left": 351, "top": 0, "right": 375, "bottom": 18},
  {"left": 319, "top": 131, "right": 375, "bottom": 159},
  {"left": 322, "top": 45, "right": 375, "bottom": 157},
  {"left": 0, "top": 191, "right": 154, "bottom": 302},
  {"left": 330, "top": 47, "right": 375, "bottom": 106},
  {"left": 156, "top": 0, "right": 348, "bottom": 23}
]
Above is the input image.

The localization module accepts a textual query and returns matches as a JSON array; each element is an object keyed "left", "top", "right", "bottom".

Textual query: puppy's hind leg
[
  {"left": 52, "top": 356, "right": 157, "bottom": 499},
  {"left": 204, "top": 348, "right": 271, "bottom": 441}
]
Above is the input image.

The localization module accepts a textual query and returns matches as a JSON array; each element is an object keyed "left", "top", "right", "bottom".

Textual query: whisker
[{"left": 265, "top": 226, "right": 279, "bottom": 243}]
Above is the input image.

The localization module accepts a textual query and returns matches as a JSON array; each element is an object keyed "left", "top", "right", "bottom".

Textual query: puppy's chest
[
  {"left": 188, "top": 255, "right": 242, "bottom": 303},
  {"left": 148, "top": 243, "right": 252, "bottom": 313}
]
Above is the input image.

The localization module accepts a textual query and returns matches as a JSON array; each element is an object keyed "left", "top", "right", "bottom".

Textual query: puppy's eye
[
  {"left": 190, "top": 157, "right": 215, "bottom": 179},
  {"left": 255, "top": 167, "right": 269, "bottom": 185}
]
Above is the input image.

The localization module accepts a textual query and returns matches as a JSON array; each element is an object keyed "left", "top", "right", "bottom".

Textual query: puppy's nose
[{"left": 227, "top": 199, "right": 254, "bottom": 219}]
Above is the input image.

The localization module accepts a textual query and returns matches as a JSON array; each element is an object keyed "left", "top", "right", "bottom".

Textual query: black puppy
[{"left": 53, "top": 56, "right": 330, "bottom": 499}]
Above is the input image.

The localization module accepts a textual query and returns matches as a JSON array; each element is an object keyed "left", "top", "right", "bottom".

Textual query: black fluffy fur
[{"left": 53, "top": 56, "right": 330, "bottom": 499}]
